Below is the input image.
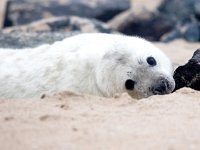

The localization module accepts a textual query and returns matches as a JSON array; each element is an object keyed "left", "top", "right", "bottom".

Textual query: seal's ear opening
[{"left": 125, "top": 79, "right": 135, "bottom": 90}]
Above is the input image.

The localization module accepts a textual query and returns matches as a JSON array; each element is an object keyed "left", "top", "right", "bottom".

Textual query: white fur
[{"left": 0, "top": 33, "right": 175, "bottom": 99}]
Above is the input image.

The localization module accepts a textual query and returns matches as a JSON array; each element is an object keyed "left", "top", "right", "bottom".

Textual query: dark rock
[
  {"left": 161, "top": 28, "right": 182, "bottom": 43},
  {"left": 158, "top": 0, "right": 197, "bottom": 24},
  {"left": 173, "top": 49, "right": 200, "bottom": 91},
  {"left": 109, "top": 8, "right": 175, "bottom": 41},
  {"left": 3, "top": 16, "right": 114, "bottom": 33},
  {"left": 158, "top": 0, "right": 200, "bottom": 42},
  {"left": 109, "top": 0, "right": 200, "bottom": 42},
  {"left": 0, "top": 31, "right": 77, "bottom": 48},
  {"left": 182, "top": 22, "right": 200, "bottom": 42},
  {"left": 194, "top": 2, "right": 200, "bottom": 20},
  {"left": 161, "top": 22, "right": 200, "bottom": 43},
  {"left": 5, "top": 0, "right": 130, "bottom": 27}
]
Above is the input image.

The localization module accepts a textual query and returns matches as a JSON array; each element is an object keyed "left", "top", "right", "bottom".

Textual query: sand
[{"left": 0, "top": 40, "right": 200, "bottom": 150}]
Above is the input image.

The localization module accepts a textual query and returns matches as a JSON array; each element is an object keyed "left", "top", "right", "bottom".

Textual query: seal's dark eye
[
  {"left": 125, "top": 79, "right": 135, "bottom": 90},
  {"left": 147, "top": 56, "right": 156, "bottom": 66}
]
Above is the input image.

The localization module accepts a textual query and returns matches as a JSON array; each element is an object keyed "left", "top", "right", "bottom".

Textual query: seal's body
[{"left": 0, "top": 33, "right": 175, "bottom": 99}]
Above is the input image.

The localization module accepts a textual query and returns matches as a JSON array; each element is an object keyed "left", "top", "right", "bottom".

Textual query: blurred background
[{"left": 0, "top": 0, "right": 200, "bottom": 48}]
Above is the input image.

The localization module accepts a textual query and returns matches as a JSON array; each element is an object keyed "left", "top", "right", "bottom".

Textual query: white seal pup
[{"left": 0, "top": 33, "right": 175, "bottom": 99}]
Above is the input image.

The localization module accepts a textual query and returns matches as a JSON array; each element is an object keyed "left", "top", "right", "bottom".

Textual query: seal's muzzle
[{"left": 152, "top": 77, "right": 174, "bottom": 95}]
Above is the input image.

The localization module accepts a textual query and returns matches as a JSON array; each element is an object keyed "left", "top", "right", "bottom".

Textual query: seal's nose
[{"left": 152, "top": 78, "right": 173, "bottom": 95}]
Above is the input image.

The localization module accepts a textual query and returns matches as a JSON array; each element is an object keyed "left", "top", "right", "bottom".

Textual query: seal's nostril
[
  {"left": 153, "top": 79, "right": 170, "bottom": 95},
  {"left": 154, "top": 87, "right": 163, "bottom": 93},
  {"left": 161, "top": 83, "right": 166, "bottom": 90},
  {"left": 155, "top": 85, "right": 166, "bottom": 94}
]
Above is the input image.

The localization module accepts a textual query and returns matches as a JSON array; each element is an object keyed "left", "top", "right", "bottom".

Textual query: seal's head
[{"left": 96, "top": 36, "right": 175, "bottom": 99}]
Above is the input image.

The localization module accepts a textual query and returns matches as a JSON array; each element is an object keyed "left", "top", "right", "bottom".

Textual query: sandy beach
[{"left": 0, "top": 40, "right": 200, "bottom": 150}]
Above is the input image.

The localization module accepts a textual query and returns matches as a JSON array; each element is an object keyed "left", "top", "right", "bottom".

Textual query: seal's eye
[
  {"left": 125, "top": 79, "right": 135, "bottom": 90},
  {"left": 147, "top": 56, "right": 156, "bottom": 66}
]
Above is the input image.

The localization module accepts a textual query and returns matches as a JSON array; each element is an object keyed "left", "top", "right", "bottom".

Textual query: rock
[
  {"left": 108, "top": 9, "right": 133, "bottom": 33},
  {"left": 3, "top": 16, "right": 114, "bottom": 33},
  {"left": 5, "top": 0, "right": 130, "bottom": 27},
  {"left": 0, "top": 32, "right": 77, "bottom": 48},
  {"left": 158, "top": 0, "right": 200, "bottom": 42},
  {"left": 160, "top": 27, "right": 182, "bottom": 43},
  {"left": 109, "top": 0, "right": 200, "bottom": 42},
  {"left": 132, "top": 0, "right": 163, "bottom": 12},
  {"left": 0, "top": 0, "right": 7, "bottom": 28},
  {"left": 158, "top": 0, "right": 197, "bottom": 24},
  {"left": 109, "top": 8, "right": 175, "bottom": 41},
  {"left": 182, "top": 22, "right": 200, "bottom": 42},
  {"left": 194, "top": 2, "right": 200, "bottom": 20},
  {"left": 173, "top": 49, "right": 200, "bottom": 91},
  {"left": 161, "top": 22, "right": 200, "bottom": 43}
]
